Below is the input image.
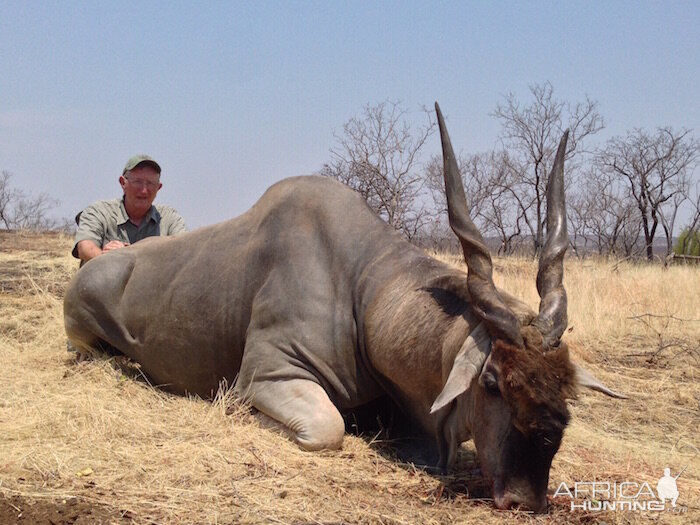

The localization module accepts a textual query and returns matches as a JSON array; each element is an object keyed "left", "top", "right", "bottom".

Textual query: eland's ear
[
  {"left": 574, "top": 364, "right": 629, "bottom": 399},
  {"left": 430, "top": 359, "right": 478, "bottom": 414},
  {"left": 431, "top": 324, "right": 490, "bottom": 413}
]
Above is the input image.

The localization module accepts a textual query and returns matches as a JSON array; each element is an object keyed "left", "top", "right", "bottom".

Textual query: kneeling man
[{"left": 73, "top": 155, "right": 186, "bottom": 264}]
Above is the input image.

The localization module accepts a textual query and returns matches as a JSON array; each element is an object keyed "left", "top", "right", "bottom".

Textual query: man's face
[{"left": 119, "top": 165, "right": 162, "bottom": 217}]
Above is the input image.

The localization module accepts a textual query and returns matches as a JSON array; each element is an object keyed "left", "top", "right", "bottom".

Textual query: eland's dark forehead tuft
[{"left": 492, "top": 328, "right": 576, "bottom": 436}]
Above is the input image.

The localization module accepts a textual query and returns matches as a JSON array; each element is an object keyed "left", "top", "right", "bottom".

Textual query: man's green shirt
[{"left": 72, "top": 198, "right": 186, "bottom": 258}]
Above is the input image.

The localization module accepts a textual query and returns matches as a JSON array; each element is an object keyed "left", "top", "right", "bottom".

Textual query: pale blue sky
[{"left": 1, "top": 1, "right": 698, "bottom": 228}]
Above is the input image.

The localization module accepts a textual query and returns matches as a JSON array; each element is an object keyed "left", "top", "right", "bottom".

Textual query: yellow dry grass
[{"left": 1, "top": 232, "right": 698, "bottom": 524}]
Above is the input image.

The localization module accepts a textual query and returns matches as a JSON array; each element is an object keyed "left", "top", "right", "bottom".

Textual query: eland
[{"left": 64, "top": 103, "right": 624, "bottom": 511}]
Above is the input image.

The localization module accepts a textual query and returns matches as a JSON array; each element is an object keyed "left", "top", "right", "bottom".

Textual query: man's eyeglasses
[{"left": 125, "top": 177, "right": 159, "bottom": 190}]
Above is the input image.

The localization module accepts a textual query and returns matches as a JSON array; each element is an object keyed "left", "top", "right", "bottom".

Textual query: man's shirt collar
[{"left": 119, "top": 197, "right": 159, "bottom": 227}]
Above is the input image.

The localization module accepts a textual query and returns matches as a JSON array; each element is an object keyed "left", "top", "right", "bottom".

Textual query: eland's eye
[
  {"left": 533, "top": 429, "right": 562, "bottom": 452},
  {"left": 483, "top": 373, "right": 501, "bottom": 397}
]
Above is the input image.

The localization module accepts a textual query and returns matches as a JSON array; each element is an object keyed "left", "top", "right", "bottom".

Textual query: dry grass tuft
[{"left": 1, "top": 234, "right": 698, "bottom": 524}]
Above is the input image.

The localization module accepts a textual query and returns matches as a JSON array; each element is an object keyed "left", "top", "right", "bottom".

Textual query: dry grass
[{"left": 1, "top": 231, "right": 698, "bottom": 524}]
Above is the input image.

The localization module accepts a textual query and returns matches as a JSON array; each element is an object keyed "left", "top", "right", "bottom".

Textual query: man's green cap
[{"left": 123, "top": 154, "right": 162, "bottom": 175}]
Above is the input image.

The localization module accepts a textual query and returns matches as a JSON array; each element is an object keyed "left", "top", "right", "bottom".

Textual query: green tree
[{"left": 674, "top": 227, "right": 700, "bottom": 256}]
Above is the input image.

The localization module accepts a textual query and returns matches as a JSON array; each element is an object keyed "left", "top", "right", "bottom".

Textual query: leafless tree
[
  {"left": 0, "top": 170, "right": 61, "bottom": 231},
  {"left": 492, "top": 82, "right": 604, "bottom": 254},
  {"left": 478, "top": 152, "right": 528, "bottom": 255},
  {"left": 425, "top": 149, "right": 528, "bottom": 254},
  {"left": 568, "top": 167, "right": 642, "bottom": 257},
  {"left": 0, "top": 170, "right": 18, "bottom": 229},
  {"left": 319, "top": 101, "right": 436, "bottom": 240},
  {"left": 597, "top": 127, "right": 700, "bottom": 260},
  {"left": 425, "top": 151, "right": 492, "bottom": 226}
]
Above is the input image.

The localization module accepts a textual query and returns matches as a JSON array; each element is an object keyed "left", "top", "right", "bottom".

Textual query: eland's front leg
[{"left": 237, "top": 377, "right": 345, "bottom": 451}]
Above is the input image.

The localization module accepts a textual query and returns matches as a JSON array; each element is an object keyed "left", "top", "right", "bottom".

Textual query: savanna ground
[{"left": 0, "top": 230, "right": 698, "bottom": 524}]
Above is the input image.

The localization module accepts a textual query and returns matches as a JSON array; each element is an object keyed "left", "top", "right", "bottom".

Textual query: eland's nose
[{"left": 494, "top": 492, "right": 548, "bottom": 513}]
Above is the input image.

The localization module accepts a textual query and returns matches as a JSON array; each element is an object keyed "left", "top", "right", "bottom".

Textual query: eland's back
[{"left": 64, "top": 176, "right": 414, "bottom": 399}]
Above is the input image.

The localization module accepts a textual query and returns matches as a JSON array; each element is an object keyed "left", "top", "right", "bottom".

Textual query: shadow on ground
[{"left": 343, "top": 396, "right": 493, "bottom": 503}]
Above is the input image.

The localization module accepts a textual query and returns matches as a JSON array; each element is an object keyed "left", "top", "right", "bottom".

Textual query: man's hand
[
  {"left": 77, "top": 239, "right": 129, "bottom": 263},
  {"left": 103, "top": 240, "right": 130, "bottom": 252}
]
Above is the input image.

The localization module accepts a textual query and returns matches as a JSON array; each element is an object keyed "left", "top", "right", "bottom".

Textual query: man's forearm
[{"left": 76, "top": 240, "right": 103, "bottom": 262}]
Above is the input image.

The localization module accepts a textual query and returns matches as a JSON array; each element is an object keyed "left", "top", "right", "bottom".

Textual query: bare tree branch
[
  {"left": 0, "top": 170, "right": 62, "bottom": 231},
  {"left": 319, "top": 101, "right": 436, "bottom": 240},
  {"left": 597, "top": 127, "right": 700, "bottom": 260},
  {"left": 491, "top": 82, "right": 604, "bottom": 254}
]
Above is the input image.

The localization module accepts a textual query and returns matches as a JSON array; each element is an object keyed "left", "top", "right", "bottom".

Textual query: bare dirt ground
[
  {"left": 1, "top": 231, "right": 698, "bottom": 524},
  {"left": 0, "top": 493, "right": 128, "bottom": 524}
]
